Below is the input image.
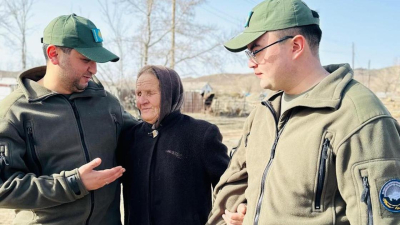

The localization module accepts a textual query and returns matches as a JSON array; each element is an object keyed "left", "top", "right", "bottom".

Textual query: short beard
[{"left": 58, "top": 55, "right": 88, "bottom": 93}]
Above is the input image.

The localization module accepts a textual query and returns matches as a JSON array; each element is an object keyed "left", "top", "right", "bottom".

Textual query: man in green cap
[
  {"left": 0, "top": 14, "right": 136, "bottom": 224},
  {"left": 207, "top": 0, "right": 400, "bottom": 224}
]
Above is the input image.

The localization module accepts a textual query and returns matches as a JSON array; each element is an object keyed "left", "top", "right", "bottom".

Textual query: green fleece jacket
[
  {"left": 208, "top": 64, "right": 400, "bottom": 225},
  {"left": 0, "top": 66, "right": 137, "bottom": 224}
]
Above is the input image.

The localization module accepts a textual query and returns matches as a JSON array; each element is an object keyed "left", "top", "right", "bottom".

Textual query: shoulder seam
[
  {"left": 0, "top": 92, "right": 25, "bottom": 119},
  {"left": 337, "top": 115, "right": 395, "bottom": 150}
]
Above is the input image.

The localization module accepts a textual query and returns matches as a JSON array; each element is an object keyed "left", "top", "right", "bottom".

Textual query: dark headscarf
[{"left": 137, "top": 65, "right": 184, "bottom": 129}]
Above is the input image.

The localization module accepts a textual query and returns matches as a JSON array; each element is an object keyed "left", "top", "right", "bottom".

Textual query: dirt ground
[{"left": 0, "top": 113, "right": 245, "bottom": 224}]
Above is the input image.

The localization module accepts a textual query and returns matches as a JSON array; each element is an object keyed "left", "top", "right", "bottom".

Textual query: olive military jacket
[
  {"left": 0, "top": 66, "right": 137, "bottom": 224},
  {"left": 208, "top": 64, "right": 400, "bottom": 225}
]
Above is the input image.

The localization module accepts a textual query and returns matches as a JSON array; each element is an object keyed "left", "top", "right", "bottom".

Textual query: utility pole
[
  {"left": 352, "top": 42, "right": 355, "bottom": 69},
  {"left": 170, "top": 0, "right": 176, "bottom": 69}
]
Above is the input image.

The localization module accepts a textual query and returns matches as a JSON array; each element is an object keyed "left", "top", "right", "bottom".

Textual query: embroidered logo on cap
[
  {"left": 245, "top": 11, "right": 253, "bottom": 28},
  {"left": 380, "top": 179, "right": 400, "bottom": 212},
  {"left": 91, "top": 29, "right": 103, "bottom": 43}
]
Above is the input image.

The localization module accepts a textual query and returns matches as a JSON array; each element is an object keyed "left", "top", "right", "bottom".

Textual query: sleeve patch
[{"left": 380, "top": 179, "right": 400, "bottom": 213}]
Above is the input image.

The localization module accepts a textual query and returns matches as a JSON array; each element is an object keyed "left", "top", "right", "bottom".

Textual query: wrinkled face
[
  {"left": 58, "top": 49, "right": 97, "bottom": 93},
  {"left": 247, "top": 32, "right": 293, "bottom": 91},
  {"left": 136, "top": 73, "right": 161, "bottom": 124}
]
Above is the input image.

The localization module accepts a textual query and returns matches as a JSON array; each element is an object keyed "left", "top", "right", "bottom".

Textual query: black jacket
[{"left": 119, "top": 111, "right": 229, "bottom": 225}]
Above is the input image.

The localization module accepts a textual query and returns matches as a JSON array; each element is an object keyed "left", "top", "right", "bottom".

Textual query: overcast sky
[{"left": 0, "top": 0, "right": 399, "bottom": 76}]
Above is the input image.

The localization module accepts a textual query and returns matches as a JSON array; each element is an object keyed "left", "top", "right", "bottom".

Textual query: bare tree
[
  {"left": 98, "top": 0, "right": 129, "bottom": 89},
  {"left": 375, "top": 66, "right": 400, "bottom": 95},
  {"left": 119, "top": 0, "right": 227, "bottom": 76},
  {"left": 122, "top": 0, "right": 172, "bottom": 67},
  {"left": 0, "top": 0, "right": 35, "bottom": 70},
  {"left": 166, "top": 0, "right": 223, "bottom": 75},
  {"left": 97, "top": 0, "right": 139, "bottom": 113}
]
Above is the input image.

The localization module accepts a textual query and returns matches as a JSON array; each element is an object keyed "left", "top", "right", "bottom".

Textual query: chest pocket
[
  {"left": 313, "top": 131, "right": 334, "bottom": 212},
  {"left": 24, "top": 120, "right": 42, "bottom": 176}
]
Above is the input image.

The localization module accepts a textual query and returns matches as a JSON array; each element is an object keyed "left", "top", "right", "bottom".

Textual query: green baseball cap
[
  {"left": 224, "top": 0, "right": 320, "bottom": 52},
  {"left": 42, "top": 13, "right": 119, "bottom": 63}
]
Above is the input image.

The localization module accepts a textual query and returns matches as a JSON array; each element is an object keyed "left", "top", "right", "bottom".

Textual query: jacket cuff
[{"left": 65, "top": 168, "right": 89, "bottom": 198}]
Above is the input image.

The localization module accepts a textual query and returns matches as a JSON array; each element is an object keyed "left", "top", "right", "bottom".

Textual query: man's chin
[{"left": 74, "top": 84, "right": 88, "bottom": 92}]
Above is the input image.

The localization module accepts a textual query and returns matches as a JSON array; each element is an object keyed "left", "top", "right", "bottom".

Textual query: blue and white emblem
[
  {"left": 244, "top": 11, "right": 253, "bottom": 28},
  {"left": 91, "top": 28, "right": 103, "bottom": 43},
  {"left": 380, "top": 179, "right": 400, "bottom": 212}
]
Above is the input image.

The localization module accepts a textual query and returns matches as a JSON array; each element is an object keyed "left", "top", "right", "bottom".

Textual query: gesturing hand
[
  {"left": 222, "top": 203, "right": 247, "bottom": 225},
  {"left": 78, "top": 158, "right": 125, "bottom": 191}
]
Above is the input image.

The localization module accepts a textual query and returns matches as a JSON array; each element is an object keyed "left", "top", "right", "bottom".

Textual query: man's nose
[
  {"left": 248, "top": 59, "right": 257, "bottom": 69},
  {"left": 88, "top": 61, "right": 97, "bottom": 75}
]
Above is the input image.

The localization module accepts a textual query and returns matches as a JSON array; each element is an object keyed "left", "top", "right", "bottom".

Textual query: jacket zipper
[
  {"left": 112, "top": 114, "right": 120, "bottom": 142},
  {"left": 0, "top": 145, "right": 9, "bottom": 179},
  {"left": 315, "top": 138, "right": 330, "bottom": 210},
  {"left": 361, "top": 176, "right": 373, "bottom": 225},
  {"left": 254, "top": 102, "right": 289, "bottom": 225},
  {"left": 27, "top": 126, "right": 43, "bottom": 175},
  {"left": 68, "top": 99, "right": 94, "bottom": 225}
]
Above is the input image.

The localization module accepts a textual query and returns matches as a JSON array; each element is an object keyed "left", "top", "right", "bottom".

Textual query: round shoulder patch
[{"left": 380, "top": 179, "right": 400, "bottom": 213}]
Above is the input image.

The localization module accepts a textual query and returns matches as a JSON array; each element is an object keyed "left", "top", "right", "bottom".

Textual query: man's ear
[
  {"left": 291, "top": 35, "right": 305, "bottom": 60},
  {"left": 47, "top": 45, "right": 59, "bottom": 65}
]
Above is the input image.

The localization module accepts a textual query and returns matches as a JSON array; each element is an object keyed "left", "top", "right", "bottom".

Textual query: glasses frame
[{"left": 245, "top": 36, "right": 294, "bottom": 64}]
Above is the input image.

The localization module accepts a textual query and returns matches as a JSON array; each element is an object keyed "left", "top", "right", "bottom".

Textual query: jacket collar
[
  {"left": 266, "top": 63, "right": 353, "bottom": 114},
  {"left": 18, "top": 66, "right": 107, "bottom": 102}
]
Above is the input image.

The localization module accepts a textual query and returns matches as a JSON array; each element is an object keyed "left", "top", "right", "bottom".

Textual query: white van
[{"left": 0, "top": 78, "right": 17, "bottom": 101}]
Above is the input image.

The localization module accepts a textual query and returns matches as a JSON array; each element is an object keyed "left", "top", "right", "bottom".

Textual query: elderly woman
[{"left": 118, "top": 65, "right": 229, "bottom": 225}]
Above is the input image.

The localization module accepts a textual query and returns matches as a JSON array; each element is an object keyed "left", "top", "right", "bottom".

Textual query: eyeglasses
[{"left": 245, "top": 36, "right": 294, "bottom": 64}]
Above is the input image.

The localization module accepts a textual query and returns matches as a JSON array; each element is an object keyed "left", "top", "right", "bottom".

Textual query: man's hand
[
  {"left": 222, "top": 203, "right": 247, "bottom": 225},
  {"left": 78, "top": 158, "right": 125, "bottom": 191}
]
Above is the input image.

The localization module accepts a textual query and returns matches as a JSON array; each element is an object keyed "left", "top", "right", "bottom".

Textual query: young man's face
[
  {"left": 246, "top": 32, "right": 294, "bottom": 91},
  {"left": 57, "top": 49, "right": 97, "bottom": 93},
  {"left": 135, "top": 72, "right": 161, "bottom": 124}
]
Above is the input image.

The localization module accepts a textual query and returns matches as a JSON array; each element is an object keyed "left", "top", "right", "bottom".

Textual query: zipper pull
[
  {"left": 361, "top": 176, "right": 370, "bottom": 203},
  {"left": 113, "top": 115, "right": 120, "bottom": 126},
  {"left": 270, "top": 138, "right": 278, "bottom": 159},
  {"left": 0, "top": 145, "right": 9, "bottom": 166},
  {"left": 322, "top": 139, "right": 330, "bottom": 159}
]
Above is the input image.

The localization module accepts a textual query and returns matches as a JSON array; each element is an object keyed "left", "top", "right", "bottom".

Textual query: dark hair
[
  {"left": 276, "top": 10, "right": 322, "bottom": 56},
  {"left": 42, "top": 44, "right": 73, "bottom": 61},
  {"left": 277, "top": 24, "right": 322, "bottom": 56}
]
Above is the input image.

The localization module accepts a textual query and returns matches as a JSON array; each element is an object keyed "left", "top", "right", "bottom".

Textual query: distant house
[
  {"left": 181, "top": 82, "right": 214, "bottom": 113},
  {"left": 182, "top": 82, "right": 213, "bottom": 94},
  {"left": 0, "top": 70, "right": 19, "bottom": 100}
]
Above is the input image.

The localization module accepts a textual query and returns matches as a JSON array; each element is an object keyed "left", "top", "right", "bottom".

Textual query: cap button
[{"left": 71, "top": 13, "right": 77, "bottom": 16}]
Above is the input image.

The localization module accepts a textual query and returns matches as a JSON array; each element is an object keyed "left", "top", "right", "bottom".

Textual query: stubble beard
[{"left": 59, "top": 57, "right": 88, "bottom": 93}]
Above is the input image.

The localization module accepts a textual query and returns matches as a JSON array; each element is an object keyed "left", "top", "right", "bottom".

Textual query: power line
[
  {"left": 199, "top": 6, "right": 241, "bottom": 26},
  {"left": 242, "top": 0, "right": 258, "bottom": 5},
  {"left": 204, "top": 4, "right": 243, "bottom": 24}
]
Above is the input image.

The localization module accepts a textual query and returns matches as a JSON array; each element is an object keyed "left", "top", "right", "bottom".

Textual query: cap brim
[
  {"left": 224, "top": 31, "right": 266, "bottom": 53},
  {"left": 75, "top": 46, "right": 120, "bottom": 63}
]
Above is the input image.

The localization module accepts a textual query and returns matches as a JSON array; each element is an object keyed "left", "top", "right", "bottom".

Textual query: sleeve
[
  {"left": 120, "top": 107, "right": 139, "bottom": 133},
  {"left": 336, "top": 116, "right": 400, "bottom": 224},
  {"left": 206, "top": 111, "right": 256, "bottom": 225},
  {"left": 201, "top": 124, "right": 229, "bottom": 187},
  {"left": 0, "top": 119, "right": 89, "bottom": 210}
]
